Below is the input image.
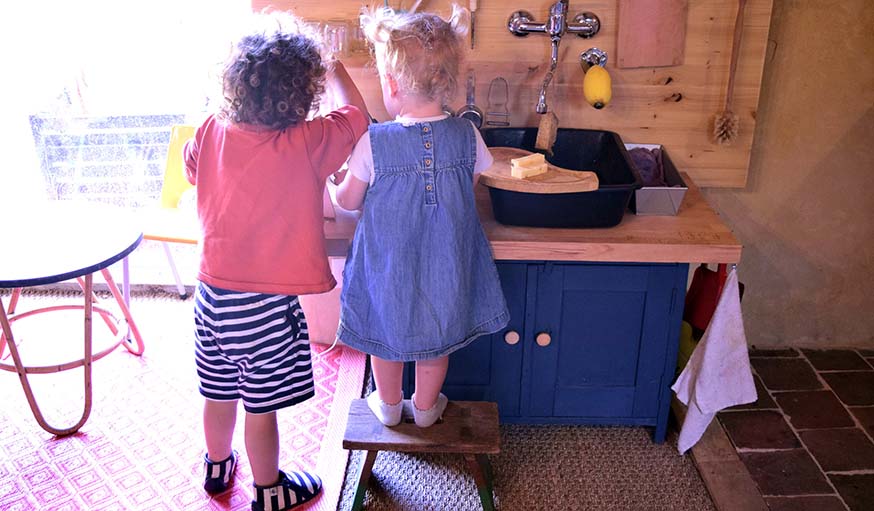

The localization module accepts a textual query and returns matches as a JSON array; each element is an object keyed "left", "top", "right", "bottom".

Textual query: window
[{"left": 1, "top": 0, "right": 249, "bottom": 207}]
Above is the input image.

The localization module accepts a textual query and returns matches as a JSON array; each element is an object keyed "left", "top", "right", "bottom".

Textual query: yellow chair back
[{"left": 159, "top": 125, "right": 196, "bottom": 209}]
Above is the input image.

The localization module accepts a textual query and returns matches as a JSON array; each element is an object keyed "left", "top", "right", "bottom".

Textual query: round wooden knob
[
  {"left": 504, "top": 330, "right": 520, "bottom": 345},
  {"left": 535, "top": 332, "right": 552, "bottom": 347}
]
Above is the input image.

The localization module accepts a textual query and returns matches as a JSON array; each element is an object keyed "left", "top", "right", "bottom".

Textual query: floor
[
  {"left": 7, "top": 242, "right": 874, "bottom": 511},
  {"left": 0, "top": 292, "right": 365, "bottom": 511},
  {"left": 717, "top": 347, "right": 874, "bottom": 511}
]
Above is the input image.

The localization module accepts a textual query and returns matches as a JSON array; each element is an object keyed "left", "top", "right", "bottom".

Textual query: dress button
[
  {"left": 423, "top": 126, "right": 430, "bottom": 133},
  {"left": 426, "top": 184, "right": 433, "bottom": 191},
  {"left": 425, "top": 158, "right": 432, "bottom": 166},
  {"left": 425, "top": 141, "right": 432, "bottom": 149}
]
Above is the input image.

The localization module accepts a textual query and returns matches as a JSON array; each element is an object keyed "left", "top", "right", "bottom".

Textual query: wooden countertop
[
  {"left": 476, "top": 173, "right": 742, "bottom": 264},
  {"left": 153, "top": 173, "right": 741, "bottom": 265}
]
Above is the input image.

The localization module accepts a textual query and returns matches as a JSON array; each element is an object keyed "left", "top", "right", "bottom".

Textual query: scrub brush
[
  {"left": 713, "top": 0, "right": 746, "bottom": 146},
  {"left": 535, "top": 111, "right": 559, "bottom": 155}
]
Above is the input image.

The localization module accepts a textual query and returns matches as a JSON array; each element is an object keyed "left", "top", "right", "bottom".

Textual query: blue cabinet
[{"left": 403, "top": 261, "right": 688, "bottom": 443}]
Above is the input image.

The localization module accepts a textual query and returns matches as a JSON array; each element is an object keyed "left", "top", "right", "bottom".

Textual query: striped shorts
[{"left": 194, "top": 282, "right": 315, "bottom": 414}]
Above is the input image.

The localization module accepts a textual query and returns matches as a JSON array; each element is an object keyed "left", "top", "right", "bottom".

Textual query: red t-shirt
[{"left": 184, "top": 106, "right": 367, "bottom": 295}]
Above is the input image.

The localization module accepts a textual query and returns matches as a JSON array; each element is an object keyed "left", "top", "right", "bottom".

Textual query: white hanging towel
[{"left": 672, "top": 267, "right": 757, "bottom": 454}]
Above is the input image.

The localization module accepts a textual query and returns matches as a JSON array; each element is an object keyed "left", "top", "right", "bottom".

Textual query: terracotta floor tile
[
  {"left": 799, "top": 428, "right": 874, "bottom": 472},
  {"left": 849, "top": 406, "right": 874, "bottom": 437},
  {"left": 752, "top": 357, "right": 822, "bottom": 391},
  {"left": 739, "top": 449, "right": 832, "bottom": 496},
  {"left": 774, "top": 390, "right": 855, "bottom": 429},
  {"left": 764, "top": 495, "right": 848, "bottom": 511},
  {"left": 719, "top": 410, "right": 800, "bottom": 449},
  {"left": 729, "top": 375, "right": 777, "bottom": 410},
  {"left": 749, "top": 348, "right": 798, "bottom": 358},
  {"left": 829, "top": 474, "right": 874, "bottom": 511},
  {"left": 802, "top": 349, "right": 871, "bottom": 371},
  {"left": 822, "top": 371, "right": 874, "bottom": 406}
]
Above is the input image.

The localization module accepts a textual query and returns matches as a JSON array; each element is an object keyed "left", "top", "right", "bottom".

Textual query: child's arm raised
[{"left": 325, "top": 60, "right": 370, "bottom": 120}]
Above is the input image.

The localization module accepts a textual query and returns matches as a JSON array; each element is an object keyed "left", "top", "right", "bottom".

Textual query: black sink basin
[{"left": 480, "top": 128, "right": 642, "bottom": 228}]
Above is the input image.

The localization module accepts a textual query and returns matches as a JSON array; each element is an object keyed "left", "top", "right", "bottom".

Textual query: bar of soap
[{"left": 510, "top": 153, "right": 548, "bottom": 179}]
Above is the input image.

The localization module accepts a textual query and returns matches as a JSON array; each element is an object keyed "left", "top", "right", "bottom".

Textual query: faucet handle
[
  {"left": 507, "top": 10, "right": 544, "bottom": 37},
  {"left": 568, "top": 12, "right": 601, "bottom": 38}
]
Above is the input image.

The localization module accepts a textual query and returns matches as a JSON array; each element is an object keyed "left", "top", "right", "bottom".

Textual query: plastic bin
[
  {"left": 480, "top": 128, "right": 642, "bottom": 228},
  {"left": 626, "top": 143, "right": 688, "bottom": 216}
]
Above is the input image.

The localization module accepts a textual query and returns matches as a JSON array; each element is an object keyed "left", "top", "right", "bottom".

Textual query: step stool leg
[
  {"left": 477, "top": 454, "right": 495, "bottom": 494},
  {"left": 464, "top": 454, "right": 496, "bottom": 511},
  {"left": 351, "top": 450, "right": 378, "bottom": 511}
]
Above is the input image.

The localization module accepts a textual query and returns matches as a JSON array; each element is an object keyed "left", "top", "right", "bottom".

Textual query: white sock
[
  {"left": 412, "top": 393, "right": 448, "bottom": 428},
  {"left": 366, "top": 392, "right": 403, "bottom": 426}
]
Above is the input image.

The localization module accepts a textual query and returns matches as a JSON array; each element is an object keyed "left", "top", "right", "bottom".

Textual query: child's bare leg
[
  {"left": 367, "top": 356, "right": 405, "bottom": 426},
  {"left": 204, "top": 399, "right": 237, "bottom": 461},
  {"left": 371, "top": 356, "right": 404, "bottom": 404},
  {"left": 245, "top": 411, "right": 280, "bottom": 486},
  {"left": 413, "top": 356, "right": 449, "bottom": 410}
]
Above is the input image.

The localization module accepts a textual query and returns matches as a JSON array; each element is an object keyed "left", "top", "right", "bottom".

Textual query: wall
[
  {"left": 256, "top": 0, "right": 774, "bottom": 187},
  {"left": 703, "top": 0, "right": 874, "bottom": 348}
]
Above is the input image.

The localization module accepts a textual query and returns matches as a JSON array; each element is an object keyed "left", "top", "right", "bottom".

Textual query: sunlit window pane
[{"left": 1, "top": 0, "right": 249, "bottom": 206}]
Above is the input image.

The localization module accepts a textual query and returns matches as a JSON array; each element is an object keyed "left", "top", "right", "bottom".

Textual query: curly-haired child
[
  {"left": 335, "top": 5, "right": 508, "bottom": 428},
  {"left": 183, "top": 12, "right": 369, "bottom": 511}
]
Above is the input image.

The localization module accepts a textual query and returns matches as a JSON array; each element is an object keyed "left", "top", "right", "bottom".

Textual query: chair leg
[
  {"left": 465, "top": 454, "right": 496, "bottom": 511},
  {"left": 351, "top": 450, "right": 378, "bottom": 511},
  {"left": 101, "top": 269, "right": 145, "bottom": 356},
  {"left": 161, "top": 241, "right": 188, "bottom": 299},
  {"left": 0, "top": 275, "right": 94, "bottom": 436}
]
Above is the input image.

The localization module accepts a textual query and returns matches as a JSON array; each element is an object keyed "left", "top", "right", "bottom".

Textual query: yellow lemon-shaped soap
[{"left": 583, "top": 65, "right": 612, "bottom": 109}]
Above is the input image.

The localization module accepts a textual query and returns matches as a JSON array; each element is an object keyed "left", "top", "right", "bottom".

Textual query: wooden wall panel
[{"left": 253, "top": 0, "right": 774, "bottom": 188}]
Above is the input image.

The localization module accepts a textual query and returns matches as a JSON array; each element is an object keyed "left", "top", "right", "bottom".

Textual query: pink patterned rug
[{"left": 0, "top": 294, "right": 366, "bottom": 511}]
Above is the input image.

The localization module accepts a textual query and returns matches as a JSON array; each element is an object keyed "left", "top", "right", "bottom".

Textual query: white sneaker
[
  {"left": 412, "top": 393, "right": 448, "bottom": 428},
  {"left": 366, "top": 392, "right": 403, "bottom": 427}
]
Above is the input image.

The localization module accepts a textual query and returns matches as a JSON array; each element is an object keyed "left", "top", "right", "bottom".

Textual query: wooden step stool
[{"left": 342, "top": 399, "right": 500, "bottom": 511}]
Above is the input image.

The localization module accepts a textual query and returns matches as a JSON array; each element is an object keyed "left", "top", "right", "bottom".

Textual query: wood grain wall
[{"left": 253, "top": 0, "right": 774, "bottom": 188}]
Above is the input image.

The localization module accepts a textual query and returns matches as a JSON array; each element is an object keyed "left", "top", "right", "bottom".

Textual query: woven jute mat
[{"left": 338, "top": 392, "right": 714, "bottom": 511}]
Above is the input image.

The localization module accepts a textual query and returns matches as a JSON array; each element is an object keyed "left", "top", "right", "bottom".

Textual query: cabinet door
[
  {"left": 405, "top": 262, "right": 529, "bottom": 417},
  {"left": 527, "top": 263, "right": 680, "bottom": 420}
]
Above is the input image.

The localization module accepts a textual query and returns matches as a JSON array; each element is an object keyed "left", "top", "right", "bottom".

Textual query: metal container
[{"left": 626, "top": 143, "right": 688, "bottom": 216}]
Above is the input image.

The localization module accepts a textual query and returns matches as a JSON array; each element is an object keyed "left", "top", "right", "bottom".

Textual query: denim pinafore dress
[{"left": 337, "top": 118, "right": 509, "bottom": 362}]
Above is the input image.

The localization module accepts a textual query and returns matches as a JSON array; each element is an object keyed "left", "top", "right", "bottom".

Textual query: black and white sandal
[
  {"left": 251, "top": 469, "right": 323, "bottom": 511},
  {"left": 203, "top": 449, "right": 238, "bottom": 494}
]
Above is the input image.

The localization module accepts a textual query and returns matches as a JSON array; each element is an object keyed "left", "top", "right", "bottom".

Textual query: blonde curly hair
[{"left": 360, "top": 5, "right": 469, "bottom": 106}]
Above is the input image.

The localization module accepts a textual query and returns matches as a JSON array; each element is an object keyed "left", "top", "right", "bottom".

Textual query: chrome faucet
[{"left": 507, "top": 1, "right": 600, "bottom": 114}]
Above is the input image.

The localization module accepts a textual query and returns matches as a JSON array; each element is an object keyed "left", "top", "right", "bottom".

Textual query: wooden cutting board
[
  {"left": 479, "top": 147, "right": 599, "bottom": 194},
  {"left": 617, "top": 0, "right": 688, "bottom": 69}
]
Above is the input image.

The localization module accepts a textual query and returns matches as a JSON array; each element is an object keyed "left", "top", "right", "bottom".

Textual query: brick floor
[
  {"left": 719, "top": 348, "right": 874, "bottom": 511},
  {"left": 821, "top": 371, "right": 874, "bottom": 406},
  {"left": 799, "top": 429, "right": 874, "bottom": 472},
  {"left": 774, "top": 390, "right": 855, "bottom": 429},
  {"left": 830, "top": 474, "right": 874, "bottom": 511},
  {"left": 719, "top": 410, "right": 800, "bottom": 449},
  {"left": 801, "top": 349, "right": 871, "bottom": 371},
  {"left": 849, "top": 406, "right": 874, "bottom": 437},
  {"left": 764, "top": 495, "right": 849, "bottom": 511},
  {"left": 738, "top": 449, "right": 832, "bottom": 495},
  {"left": 750, "top": 357, "right": 822, "bottom": 391}
]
